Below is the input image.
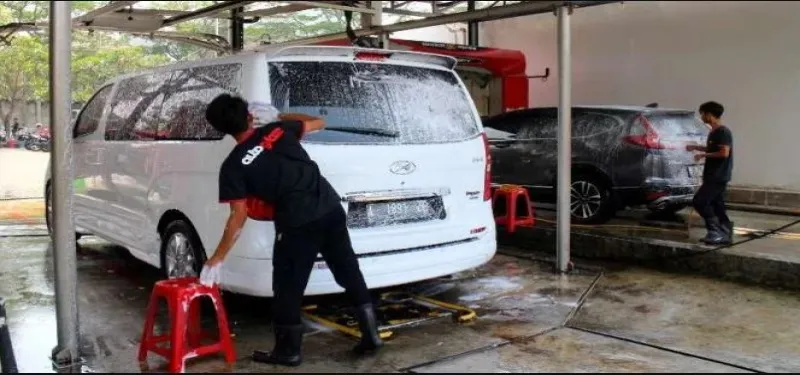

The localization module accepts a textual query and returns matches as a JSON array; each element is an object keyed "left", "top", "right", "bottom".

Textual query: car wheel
[
  {"left": 570, "top": 176, "right": 613, "bottom": 224},
  {"left": 160, "top": 220, "right": 206, "bottom": 279},
  {"left": 45, "top": 183, "right": 82, "bottom": 241}
]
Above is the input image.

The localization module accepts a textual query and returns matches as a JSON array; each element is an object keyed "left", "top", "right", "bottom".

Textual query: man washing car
[
  {"left": 686, "top": 101, "right": 734, "bottom": 245},
  {"left": 203, "top": 94, "right": 383, "bottom": 367}
]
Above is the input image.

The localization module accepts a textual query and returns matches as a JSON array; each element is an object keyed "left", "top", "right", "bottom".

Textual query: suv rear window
[
  {"left": 644, "top": 112, "right": 708, "bottom": 140},
  {"left": 268, "top": 61, "right": 479, "bottom": 144}
]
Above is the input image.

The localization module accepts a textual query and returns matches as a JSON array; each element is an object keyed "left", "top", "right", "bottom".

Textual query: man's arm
[
  {"left": 278, "top": 113, "right": 326, "bottom": 136},
  {"left": 206, "top": 200, "right": 248, "bottom": 266},
  {"left": 694, "top": 129, "right": 732, "bottom": 160},
  {"left": 686, "top": 144, "right": 708, "bottom": 152},
  {"left": 209, "top": 159, "right": 248, "bottom": 266},
  {"left": 703, "top": 145, "right": 731, "bottom": 159}
]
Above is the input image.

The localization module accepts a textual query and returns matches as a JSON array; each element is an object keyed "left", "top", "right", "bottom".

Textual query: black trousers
[
  {"left": 692, "top": 181, "right": 731, "bottom": 226},
  {"left": 272, "top": 206, "right": 372, "bottom": 326}
]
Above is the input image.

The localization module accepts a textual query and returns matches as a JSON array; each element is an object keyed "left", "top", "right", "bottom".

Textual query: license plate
[
  {"left": 687, "top": 165, "right": 703, "bottom": 178},
  {"left": 366, "top": 199, "right": 438, "bottom": 226}
]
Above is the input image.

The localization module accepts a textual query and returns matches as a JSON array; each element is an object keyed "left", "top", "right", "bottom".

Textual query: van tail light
[
  {"left": 481, "top": 132, "right": 492, "bottom": 201},
  {"left": 355, "top": 51, "right": 389, "bottom": 61},
  {"left": 623, "top": 115, "right": 674, "bottom": 150}
]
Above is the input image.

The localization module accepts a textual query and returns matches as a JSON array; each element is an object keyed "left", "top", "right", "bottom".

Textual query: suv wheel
[
  {"left": 160, "top": 219, "right": 206, "bottom": 279},
  {"left": 570, "top": 176, "right": 612, "bottom": 224}
]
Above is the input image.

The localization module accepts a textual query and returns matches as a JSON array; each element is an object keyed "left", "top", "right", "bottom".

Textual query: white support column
[
  {"left": 365, "top": 1, "right": 388, "bottom": 48},
  {"left": 49, "top": 0, "right": 80, "bottom": 369},
  {"left": 556, "top": 5, "right": 572, "bottom": 273}
]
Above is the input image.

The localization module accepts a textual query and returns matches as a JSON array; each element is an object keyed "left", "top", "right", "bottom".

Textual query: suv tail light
[
  {"left": 481, "top": 132, "right": 492, "bottom": 201},
  {"left": 624, "top": 115, "right": 673, "bottom": 150}
]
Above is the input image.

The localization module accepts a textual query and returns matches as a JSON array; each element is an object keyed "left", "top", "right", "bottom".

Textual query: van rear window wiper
[{"left": 325, "top": 127, "right": 399, "bottom": 137}]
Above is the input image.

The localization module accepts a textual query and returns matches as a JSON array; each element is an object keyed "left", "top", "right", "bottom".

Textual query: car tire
[
  {"left": 570, "top": 175, "right": 613, "bottom": 225},
  {"left": 160, "top": 219, "right": 206, "bottom": 279},
  {"left": 45, "top": 183, "right": 82, "bottom": 242}
]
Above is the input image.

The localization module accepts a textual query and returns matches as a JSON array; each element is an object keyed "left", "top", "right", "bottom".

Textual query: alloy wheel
[
  {"left": 165, "top": 232, "right": 197, "bottom": 278},
  {"left": 570, "top": 180, "right": 603, "bottom": 220}
]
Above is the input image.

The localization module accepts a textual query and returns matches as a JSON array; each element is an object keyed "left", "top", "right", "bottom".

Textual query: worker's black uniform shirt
[
  {"left": 218, "top": 121, "right": 341, "bottom": 229},
  {"left": 702, "top": 125, "right": 734, "bottom": 183}
]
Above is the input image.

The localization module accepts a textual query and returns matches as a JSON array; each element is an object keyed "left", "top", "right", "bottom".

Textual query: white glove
[
  {"left": 249, "top": 101, "right": 280, "bottom": 126},
  {"left": 199, "top": 263, "right": 222, "bottom": 287}
]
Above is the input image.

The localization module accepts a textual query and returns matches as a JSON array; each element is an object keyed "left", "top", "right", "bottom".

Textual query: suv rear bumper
[
  {"left": 614, "top": 181, "right": 699, "bottom": 211},
  {"left": 642, "top": 181, "right": 699, "bottom": 211},
  {"left": 646, "top": 194, "right": 694, "bottom": 211}
]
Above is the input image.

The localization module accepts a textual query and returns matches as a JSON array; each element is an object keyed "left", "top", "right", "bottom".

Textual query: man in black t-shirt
[
  {"left": 686, "top": 101, "right": 734, "bottom": 245},
  {"left": 203, "top": 94, "right": 382, "bottom": 366}
]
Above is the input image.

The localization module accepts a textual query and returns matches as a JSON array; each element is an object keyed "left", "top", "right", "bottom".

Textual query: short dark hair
[
  {"left": 205, "top": 94, "right": 250, "bottom": 135},
  {"left": 699, "top": 101, "right": 724, "bottom": 118}
]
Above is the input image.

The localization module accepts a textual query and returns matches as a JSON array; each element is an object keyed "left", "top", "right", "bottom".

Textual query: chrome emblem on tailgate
[{"left": 389, "top": 160, "right": 416, "bottom": 175}]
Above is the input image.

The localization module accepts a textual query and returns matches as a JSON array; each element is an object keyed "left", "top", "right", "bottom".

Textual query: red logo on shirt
[{"left": 260, "top": 128, "right": 284, "bottom": 150}]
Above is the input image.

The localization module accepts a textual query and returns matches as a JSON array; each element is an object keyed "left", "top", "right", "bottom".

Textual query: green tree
[
  {"left": 0, "top": 1, "right": 372, "bottom": 132},
  {"left": 245, "top": 9, "right": 351, "bottom": 45}
]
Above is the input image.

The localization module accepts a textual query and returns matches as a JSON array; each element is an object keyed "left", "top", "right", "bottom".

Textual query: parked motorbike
[{"left": 24, "top": 135, "right": 50, "bottom": 151}]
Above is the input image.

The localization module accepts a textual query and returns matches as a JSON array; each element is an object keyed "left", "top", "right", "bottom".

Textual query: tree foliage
[{"left": 0, "top": 1, "right": 354, "bottom": 130}]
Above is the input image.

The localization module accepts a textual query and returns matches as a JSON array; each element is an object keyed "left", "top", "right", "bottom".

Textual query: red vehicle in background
[{"left": 315, "top": 38, "right": 530, "bottom": 117}]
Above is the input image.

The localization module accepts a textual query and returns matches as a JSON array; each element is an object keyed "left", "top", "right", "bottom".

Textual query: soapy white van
[{"left": 46, "top": 46, "right": 497, "bottom": 296}]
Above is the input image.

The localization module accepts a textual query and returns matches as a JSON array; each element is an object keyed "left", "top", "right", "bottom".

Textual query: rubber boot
[
  {"left": 701, "top": 218, "right": 729, "bottom": 245},
  {"left": 353, "top": 304, "right": 384, "bottom": 355},
  {"left": 256, "top": 324, "right": 304, "bottom": 367},
  {"left": 720, "top": 221, "right": 734, "bottom": 240}
]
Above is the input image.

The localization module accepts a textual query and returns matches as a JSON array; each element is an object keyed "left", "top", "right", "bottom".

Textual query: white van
[{"left": 45, "top": 46, "right": 497, "bottom": 297}]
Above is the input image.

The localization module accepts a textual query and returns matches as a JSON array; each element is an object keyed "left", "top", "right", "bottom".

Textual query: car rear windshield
[
  {"left": 268, "top": 61, "right": 480, "bottom": 144},
  {"left": 645, "top": 112, "right": 709, "bottom": 139}
]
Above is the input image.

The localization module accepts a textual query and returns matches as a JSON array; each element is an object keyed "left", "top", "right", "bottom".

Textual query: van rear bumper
[{"left": 220, "top": 231, "right": 497, "bottom": 297}]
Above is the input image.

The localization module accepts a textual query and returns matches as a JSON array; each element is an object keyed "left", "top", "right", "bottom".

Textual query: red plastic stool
[
  {"left": 492, "top": 185, "right": 535, "bottom": 233},
  {"left": 138, "top": 277, "right": 236, "bottom": 373}
]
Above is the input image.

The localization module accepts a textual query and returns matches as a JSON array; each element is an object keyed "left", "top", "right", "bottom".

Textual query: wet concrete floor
[{"left": 1, "top": 231, "right": 799, "bottom": 373}]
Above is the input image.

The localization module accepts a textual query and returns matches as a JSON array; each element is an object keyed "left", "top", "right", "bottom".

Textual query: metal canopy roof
[{"left": 1, "top": 1, "right": 618, "bottom": 53}]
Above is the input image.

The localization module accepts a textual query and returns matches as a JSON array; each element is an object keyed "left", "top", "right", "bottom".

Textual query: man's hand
[
  {"left": 279, "top": 113, "right": 326, "bottom": 133},
  {"left": 207, "top": 200, "right": 248, "bottom": 268},
  {"left": 205, "top": 253, "right": 225, "bottom": 267},
  {"left": 279, "top": 112, "right": 321, "bottom": 122},
  {"left": 694, "top": 153, "right": 706, "bottom": 162}
]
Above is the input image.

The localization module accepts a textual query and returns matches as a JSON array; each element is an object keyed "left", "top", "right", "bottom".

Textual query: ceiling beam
[
  {"left": 381, "top": 7, "right": 442, "bottom": 17},
  {"left": 252, "top": 1, "right": 619, "bottom": 50},
  {"left": 74, "top": 1, "right": 139, "bottom": 24},
  {"left": 292, "top": 1, "right": 379, "bottom": 14},
  {"left": 239, "top": 3, "right": 316, "bottom": 18},
  {"left": 161, "top": 0, "right": 257, "bottom": 28},
  {"left": 113, "top": 8, "right": 229, "bottom": 19}
]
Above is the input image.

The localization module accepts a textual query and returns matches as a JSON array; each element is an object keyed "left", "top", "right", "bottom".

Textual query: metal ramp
[{"left": 302, "top": 291, "right": 477, "bottom": 340}]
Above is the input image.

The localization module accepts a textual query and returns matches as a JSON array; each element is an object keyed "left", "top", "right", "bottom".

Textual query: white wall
[
  {"left": 481, "top": 1, "right": 800, "bottom": 191},
  {"left": 393, "top": 24, "right": 467, "bottom": 44}
]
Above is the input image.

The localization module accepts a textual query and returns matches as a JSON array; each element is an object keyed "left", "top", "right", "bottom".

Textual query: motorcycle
[{"left": 24, "top": 135, "right": 49, "bottom": 151}]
